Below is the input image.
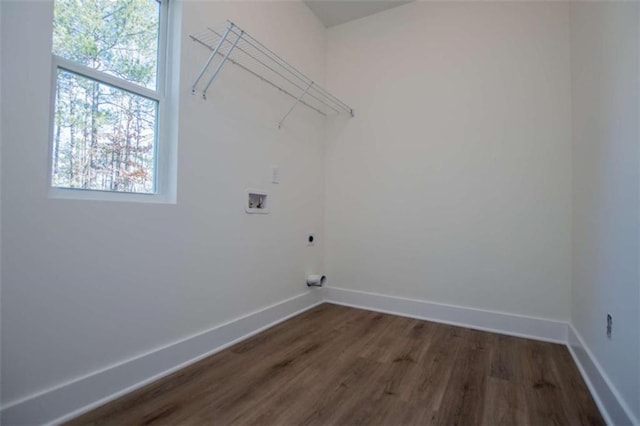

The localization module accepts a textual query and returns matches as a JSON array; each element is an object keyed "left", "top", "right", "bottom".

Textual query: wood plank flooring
[{"left": 67, "top": 304, "right": 604, "bottom": 425}]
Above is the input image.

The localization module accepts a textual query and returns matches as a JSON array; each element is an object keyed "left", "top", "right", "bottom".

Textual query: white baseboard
[
  {"left": 324, "top": 286, "right": 568, "bottom": 343},
  {"left": 567, "top": 325, "right": 638, "bottom": 426},
  {"left": 3, "top": 286, "right": 635, "bottom": 426},
  {"left": 325, "top": 286, "right": 638, "bottom": 426},
  {"left": 0, "top": 290, "right": 324, "bottom": 426}
]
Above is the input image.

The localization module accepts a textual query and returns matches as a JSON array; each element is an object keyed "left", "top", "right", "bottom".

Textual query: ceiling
[{"left": 304, "top": 0, "right": 414, "bottom": 28}]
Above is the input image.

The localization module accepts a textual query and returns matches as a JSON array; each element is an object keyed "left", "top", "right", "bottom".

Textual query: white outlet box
[{"left": 245, "top": 189, "right": 269, "bottom": 214}]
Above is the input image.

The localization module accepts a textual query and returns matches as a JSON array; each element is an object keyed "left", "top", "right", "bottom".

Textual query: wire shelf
[{"left": 190, "top": 21, "right": 354, "bottom": 128}]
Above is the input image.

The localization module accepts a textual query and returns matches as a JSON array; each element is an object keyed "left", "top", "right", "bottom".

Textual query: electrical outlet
[{"left": 606, "top": 314, "right": 613, "bottom": 339}]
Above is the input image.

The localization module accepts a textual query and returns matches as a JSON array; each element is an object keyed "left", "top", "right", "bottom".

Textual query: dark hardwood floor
[{"left": 67, "top": 304, "right": 604, "bottom": 425}]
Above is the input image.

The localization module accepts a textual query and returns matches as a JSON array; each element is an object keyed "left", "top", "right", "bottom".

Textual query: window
[{"left": 50, "top": 0, "right": 170, "bottom": 196}]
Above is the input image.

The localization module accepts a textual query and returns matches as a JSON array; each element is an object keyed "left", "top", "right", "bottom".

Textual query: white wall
[
  {"left": 570, "top": 2, "right": 640, "bottom": 421},
  {"left": 325, "top": 1, "right": 573, "bottom": 321},
  {"left": 3, "top": 0, "right": 639, "bottom": 421},
  {"left": 0, "top": 0, "right": 326, "bottom": 406},
  {"left": 0, "top": 0, "right": 3, "bottom": 415}
]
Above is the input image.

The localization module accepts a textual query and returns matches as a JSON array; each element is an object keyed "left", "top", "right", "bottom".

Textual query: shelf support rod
[
  {"left": 278, "top": 81, "right": 313, "bottom": 129},
  {"left": 192, "top": 23, "right": 234, "bottom": 95},
  {"left": 202, "top": 28, "right": 243, "bottom": 100}
]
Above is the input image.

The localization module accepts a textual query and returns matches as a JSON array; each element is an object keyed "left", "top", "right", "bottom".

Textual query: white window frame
[{"left": 48, "top": 0, "right": 176, "bottom": 203}]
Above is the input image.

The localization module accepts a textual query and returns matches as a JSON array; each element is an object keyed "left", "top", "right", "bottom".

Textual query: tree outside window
[{"left": 51, "top": 0, "right": 166, "bottom": 194}]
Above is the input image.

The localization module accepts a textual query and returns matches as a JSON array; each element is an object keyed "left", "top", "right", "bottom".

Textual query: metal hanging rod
[
  {"left": 190, "top": 36, "right": 328, "bottom": 117},
  {"left": 201, "top": 28, "right": 341, "bottom": 114},
  {"left": 190, "top": 20, "right": 354, "bottom": 129}
]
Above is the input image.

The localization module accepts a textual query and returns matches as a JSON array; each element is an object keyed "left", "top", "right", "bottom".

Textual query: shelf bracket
[
  {"left": 278, "top": 81, "right": 313, "bottom": 129},
  {"left": 192, "top": 23, "right": 234, "bottom": 95},
  {"left": 201, "top": 26, "right": 243, "bottom": 100}
]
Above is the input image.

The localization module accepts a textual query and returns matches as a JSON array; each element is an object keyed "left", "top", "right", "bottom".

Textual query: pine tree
[{"left": 52, "top": 0, "right": 159, "bottom": 192}]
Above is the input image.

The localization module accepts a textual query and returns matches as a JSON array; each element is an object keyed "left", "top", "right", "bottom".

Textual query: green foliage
[
  {"left": 53, "top": 0, "right": 159, "bottom": 88},
  {"left": 52, "top": 0, "right": 161, "bottom": 193}
]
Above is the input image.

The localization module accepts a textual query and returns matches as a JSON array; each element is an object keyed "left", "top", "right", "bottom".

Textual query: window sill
[{"left": 48, "top": 187, "right": 176, "bottom": 204}]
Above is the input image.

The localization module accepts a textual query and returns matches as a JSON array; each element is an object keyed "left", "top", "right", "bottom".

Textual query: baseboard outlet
[
  {"left": 0, "top": 290, "right": 324, "bottom": 426},
  {"left": 324, "top": 286, "right": 568, "bottom": 343},
  {"left": 567, "top": 325, "right": 638, "bottom": 426}
]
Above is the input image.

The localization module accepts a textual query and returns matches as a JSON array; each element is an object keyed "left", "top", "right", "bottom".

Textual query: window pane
[
  {"left": 52, "top": 69, "right": 158, "bottom": 193},
  {"left": 53, "top": 0, "right": 160, "bottom": 90}
]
